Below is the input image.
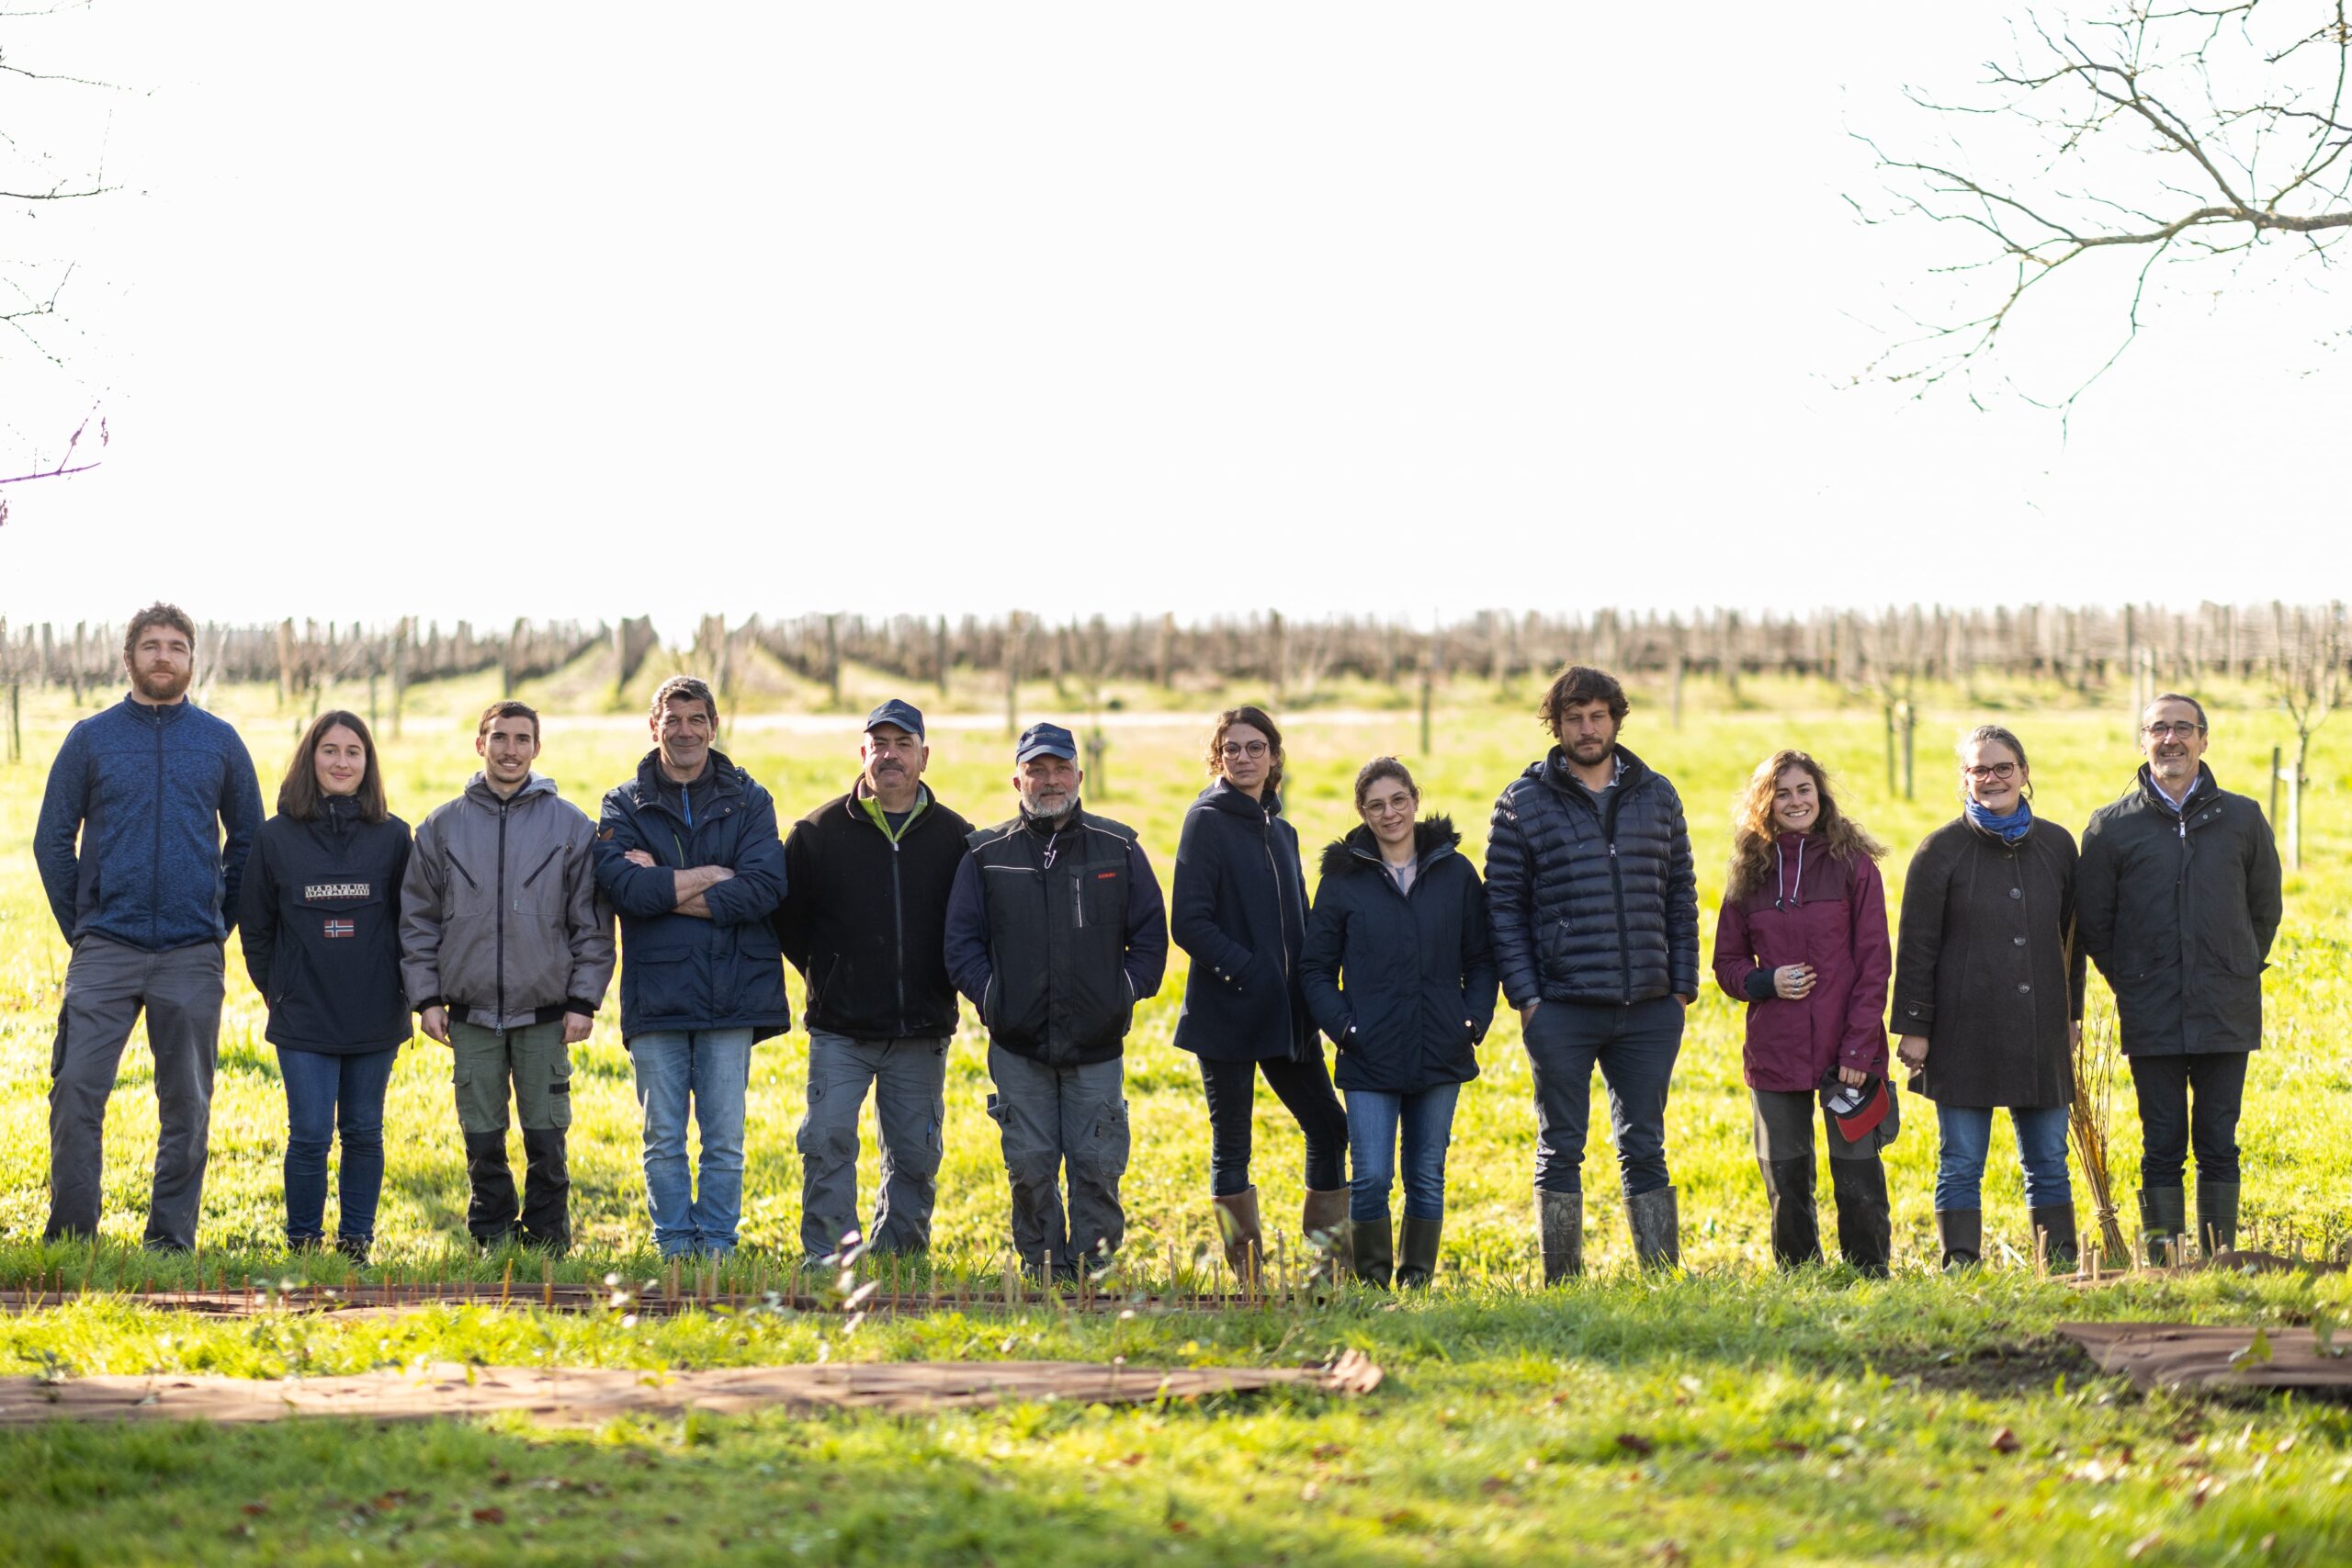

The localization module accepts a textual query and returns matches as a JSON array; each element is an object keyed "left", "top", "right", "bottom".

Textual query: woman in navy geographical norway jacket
[
  {"left": 237, "top": 712, "right": 413, "bottom": 1262},
  {"left": 1169, "top": 705, "right": 1351, "bottom": 1281},
  {"left": 1299, "top": 757, "right": 1497, "bottom": 1288}
]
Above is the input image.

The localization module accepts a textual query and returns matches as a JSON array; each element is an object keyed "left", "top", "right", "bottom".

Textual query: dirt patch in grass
[{"left": 1858, "top": 1336, "right": 2100, "bottom": 1396}]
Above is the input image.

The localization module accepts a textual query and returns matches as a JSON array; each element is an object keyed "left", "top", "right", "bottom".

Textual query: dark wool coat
[
  {"left": 239, "top": 798, "right": 414, "bottom": 1055},
  {"left": 775, "top": 783, "right": 974, "bottom": 1041},
  {"left": 2076, "top": 764, "right": 2282, "bottom": 1057},
  {"left": 1484, "top": 744, "right": 1700, "bottom": 1009},
  {"left": 594, "top": 750, "right": 791, "bottom": 1043},
  {"left": 1170, "top": 779, "right": 1315, "bottom": 1063},
  {"left": 1890, "top": 815, "right": 2087, "bottom": 1110},
  {"left": 1711, "top": 833, "right": 1892, "bottom": 1092},
  {"left": 1299, "top": 818, "right": 1498, "bottom": 1095}
]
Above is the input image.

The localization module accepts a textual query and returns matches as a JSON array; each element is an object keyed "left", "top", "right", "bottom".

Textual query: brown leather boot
[{"left": 1211, "top": 1188, "right": 1263, "bottom": 1286}]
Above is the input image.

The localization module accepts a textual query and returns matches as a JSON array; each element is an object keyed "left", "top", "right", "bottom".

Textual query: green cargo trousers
[{"left": 446, "top": 1020, "right": 573, "bottom": 1247}]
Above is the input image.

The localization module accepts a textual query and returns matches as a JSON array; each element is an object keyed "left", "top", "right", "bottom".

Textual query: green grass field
[{"left": 1, "top": 660, "right": 2347, "bottom": 1563}]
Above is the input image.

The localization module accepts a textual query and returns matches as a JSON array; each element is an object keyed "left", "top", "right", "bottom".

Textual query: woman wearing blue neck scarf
[{"left": 1889, "top": 725, "right": 2088, "bottom": 1272}]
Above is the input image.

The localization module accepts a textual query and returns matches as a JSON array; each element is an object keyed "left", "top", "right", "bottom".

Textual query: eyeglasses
[
  {"left": 1219, "top": 740, "right": 1270, "bottom": 760},
  {"left": 2143, "top": 722, "right": 2205, "bottom": 739},
  {"left": 1964, "top": 762, "right": 2018, "bottom": 782}
]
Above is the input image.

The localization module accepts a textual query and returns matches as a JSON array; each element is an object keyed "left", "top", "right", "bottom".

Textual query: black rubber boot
[
  {"left": 1936, "top": 1208, "right": 1982, "bottom": 1270},
  {"left": 1762, "top": 1156, "right": 1822, "bottom": 1268},
  {"left": 518, "top": 1127, "right": 571, "bottom": 1255},
  {"left": 2028, "top": 1205, "right": 2079, "bottom": 1272},
  {"left": 334, "top": 1235, "right": 371, "bottom": 1268},
  {"left": 1626, "top": 1186, "right": 1681, "bottom": 1270},
  {"left": 1829, "top": 1160, "right": 1892, "bottom": 1279},
  {"left": 1396, "top": 1215, "right": 1442, "bottom": 1290},
  {"left": 1538, "top": 1190, "right": 1584, "bottom": 1284},
  {"left": 2196, "top": 1181, "right": 2239, "bottom": 1258},
  {"left": 463, "top": 1130, "right": 519, "bottom": 1247},
  {"left": 1351, "top": 1212, "right": 1394, "bottom": 1289},
  {"left": 2139, "top": 1188, "right": 2187, "bottom": 1267}
]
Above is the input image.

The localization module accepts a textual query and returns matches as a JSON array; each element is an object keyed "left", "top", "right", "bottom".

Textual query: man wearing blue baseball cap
[
  {"left": 775, "top": 699, "right": 975, "bottom": 1266},
  {"left": 944, "top": 722, "right": 1169, "bottom": 1282}
]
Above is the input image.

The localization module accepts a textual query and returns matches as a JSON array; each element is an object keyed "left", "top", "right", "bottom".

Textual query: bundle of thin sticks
[{"left": 2069, "top": 1006, "right": 2133, "bottom": 1269}]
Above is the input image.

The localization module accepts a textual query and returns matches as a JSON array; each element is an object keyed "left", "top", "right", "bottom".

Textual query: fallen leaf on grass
[
  {"left": 2127, "top": 1532, "right": 2162, "bottom": 1560},
  {"left": 2230, "top": 1329, "right": 2273, "bottom": 1370},
  {"left": 1770, "top": 1439, "right": 1808, "bottom": 1457},
  {"left": 472, "top": 1506, "right": 506, "bottom": 1526},
  {"left": 1990, "top": 1428, "right": 2021, "bottom": 1454},
  {"left": 1616, "top": 1433, "right": 1656, "bottom": 1457}
]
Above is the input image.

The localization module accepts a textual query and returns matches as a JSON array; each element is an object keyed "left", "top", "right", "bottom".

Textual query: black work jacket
[
  {"left": 2077, "top": 764, "right": 2283, "bottom": 1056},
  {"left": 775, "top": 783, "right": 974, "bottom": 1040},
  {"left": 239, "top": 798, "right": 415, "bottom": 1055},
  {"left": 1170, "top": 780, "right": 1315, "bottom": 1063}
]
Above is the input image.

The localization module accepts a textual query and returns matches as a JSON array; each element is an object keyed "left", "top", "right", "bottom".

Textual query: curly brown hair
[
  {"left": 1726, "top": 750, "right": 1883, "bottom": 899},
  {"left": 1539, "top": 664, "right": 1629, "bottom": 740},
  {"left": 1206, "top": 705, "right": 1284, "bottom": 797}
]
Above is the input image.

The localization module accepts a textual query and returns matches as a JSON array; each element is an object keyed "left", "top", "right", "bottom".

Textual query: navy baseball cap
[
  {"left": 865, "top": 699, "right": 925, "bottom": 740},
  {"left": 1014, "top": 722, "right": 1079, "bottom": 763}
]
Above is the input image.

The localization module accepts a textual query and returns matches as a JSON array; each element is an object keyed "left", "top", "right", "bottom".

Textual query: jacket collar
[
  {"left": 119, "top": 694, "right": 192, "bottom": 727},
  {"left": 464, "top": 771, "right": 558, "bottom": 809},
  {"left": 1534, "top": 743, "right": 1648, "bottom": 802},
  {"left": 1195, "top": 777, "right": 1282, "bottom": 819},
  {"left": 632, "top": 747, "right": 744, "bottom": 806},
  {"left": 2134, "top": 761, "right": 2218, "bottom": 816},
  {"left": 1321, "top": 816, "right": 1460, "bottom": 880}
]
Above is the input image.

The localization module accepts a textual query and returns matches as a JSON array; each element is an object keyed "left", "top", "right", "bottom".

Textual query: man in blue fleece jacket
[{"left": 32, "top": 604, "right": 264, "bottom": 1250}]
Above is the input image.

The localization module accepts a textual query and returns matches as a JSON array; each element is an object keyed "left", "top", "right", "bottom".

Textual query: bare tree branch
[{"left": 1852, "top": 0, "right": 2352, "bottom": 405}]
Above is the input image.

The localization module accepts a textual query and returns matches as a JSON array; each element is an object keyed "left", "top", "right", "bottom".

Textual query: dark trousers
[
  {"left": 46, "top": 936, "right": 224, "bottom": 1250},
  {"left": 2132, "top": 1051, "right": 2248, "bottom": 1190},
  {"left": 1198, "top": 1054, "right": 1348, "bottom": 1196},
  {"left": 1523, "top": 997, "right": 1683, "bottom": 1198},
  {"left": 278, "top": 1045, "right": 399, "bottom": 1247}
]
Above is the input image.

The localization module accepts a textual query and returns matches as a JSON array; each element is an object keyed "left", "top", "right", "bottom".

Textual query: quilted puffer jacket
[{"left": 1484, "top": 744, "right": 1699, "bottom": 1010}]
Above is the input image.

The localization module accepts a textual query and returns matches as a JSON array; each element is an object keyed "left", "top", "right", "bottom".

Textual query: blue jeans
[
  {"left": 629, "top": 1029, "right": 754, "bottom": 1256},
  {"left": 1934, "top": 1102, "right": 2072, "bottom": 1211},
  {"left": 1344, "top": 1083, "right": 1461, "bottom": 1223},
  {"left": 277, "top": 1045, "right": 398, "bottom": 1247},
  {"left": 1523, "top": 997, "right": 1684, "bottom": 1198}
]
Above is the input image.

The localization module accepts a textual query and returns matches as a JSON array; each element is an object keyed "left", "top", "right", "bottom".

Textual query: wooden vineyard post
[
  {"left": 1901, "top": 701, "right": 1916, "bottom": 800},
  {"left": 2289, "top": 760, "right": 2304, "bottom": 872},
  {"left": 2269, "top": 745, "right": 2283, "bottom": 829},
  {"left": 1419, "top": 649, "right": 1435, "bottom": 756},
  {"left": 6, "top": 681, "right": 17, "bottom": 764}
]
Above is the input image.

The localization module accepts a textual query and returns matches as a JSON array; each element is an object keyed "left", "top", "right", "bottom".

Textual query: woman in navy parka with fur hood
[{"left": 1300, "top": 757, "right": 1497, "bottom": 1287}]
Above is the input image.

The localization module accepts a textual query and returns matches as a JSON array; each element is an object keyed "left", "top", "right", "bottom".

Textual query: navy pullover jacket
[{"left": 35, "top": 695, "right": 266, "bottom": 951}]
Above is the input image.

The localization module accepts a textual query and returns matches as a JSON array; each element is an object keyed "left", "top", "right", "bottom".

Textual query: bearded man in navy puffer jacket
[
  {"left": 1485, "top": 665, "right": 1698, "bottom": 1281},
  {"left": 33, "top": 604, "right": 265, "bottom": 1251}
]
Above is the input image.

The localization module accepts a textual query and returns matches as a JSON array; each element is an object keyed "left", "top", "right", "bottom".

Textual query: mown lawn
[{"left": 0, "top": 665, "right": 2346, "bottom": 1563}]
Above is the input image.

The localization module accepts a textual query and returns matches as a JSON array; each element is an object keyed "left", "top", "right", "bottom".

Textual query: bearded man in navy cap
[
  {"left": 775, "top": 699, "right": 976, "bottom": 1267},
  {"left": 944, "top": 722, "right": 1169, "bottom": 1282}
]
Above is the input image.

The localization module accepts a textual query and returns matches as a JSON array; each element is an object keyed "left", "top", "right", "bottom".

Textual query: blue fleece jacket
[{"left": 34, "top": 695, "right": 266, "bottom": 951}]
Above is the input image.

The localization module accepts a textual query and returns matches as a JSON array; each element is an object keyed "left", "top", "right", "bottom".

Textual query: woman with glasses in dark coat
[
  {"left": 1300, "top": 757, "right": 1495, "bottom": 1287},
  {"left": 1170, "top": 705, "right": 1349, "bottom": 1282},
  {"left": 238, "top": 710, "right": 413, "bottom": 1263},
  {"left": 1892, "top": 724, "right": 2087, "bottom": 1271}
]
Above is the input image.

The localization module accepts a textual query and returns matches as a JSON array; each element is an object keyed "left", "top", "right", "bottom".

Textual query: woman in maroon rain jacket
[{"left": 1712, "top": 750, "right": 1895, "bottom": 1275}]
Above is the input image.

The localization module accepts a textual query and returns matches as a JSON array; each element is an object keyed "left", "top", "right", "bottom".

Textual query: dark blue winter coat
[
  {"left": 1484, "top": 744, "right": 1700, "bottom": 1010},
  {"left": 594, "top": 750, "right": 791, "bottom": 1043},
  {"left": 1170, "top": 780, "right": 1315, "bottom": 1063},
  {"left": 238, "top": 798, "right": 414, "bottom": 1055},
  {"left": 34, "top": 695, "right": 266, "bottom": 951},
  {"left": 1300, "top": 818, "right": 1497, "bottom": 1094}
]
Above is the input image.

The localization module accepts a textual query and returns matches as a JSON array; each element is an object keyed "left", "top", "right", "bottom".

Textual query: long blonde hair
[{"left": 1726, "top": 750, "right": 1883, "bottom": 899}]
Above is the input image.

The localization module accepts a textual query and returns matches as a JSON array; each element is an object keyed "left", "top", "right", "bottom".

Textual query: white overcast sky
[{"left": 0, "top": 2, "right": 2343, "bottom": 636}]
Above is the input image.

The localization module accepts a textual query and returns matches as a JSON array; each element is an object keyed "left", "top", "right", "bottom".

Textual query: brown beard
[{"left": 132, "top": 663, "right": 193, "bottom": 703}]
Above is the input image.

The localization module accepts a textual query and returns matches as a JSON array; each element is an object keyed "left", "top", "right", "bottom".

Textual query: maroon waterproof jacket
[{"left": 1711, "top": 833, "right": 1892, "bottom": 1091}]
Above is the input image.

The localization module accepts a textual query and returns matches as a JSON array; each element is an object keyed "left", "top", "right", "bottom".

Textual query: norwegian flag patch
[{"left": 322, "top": 919, "right": 356, "bottom": 940}]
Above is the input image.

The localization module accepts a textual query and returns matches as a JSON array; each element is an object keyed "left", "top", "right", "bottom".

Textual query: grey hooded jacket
[{"left": 399, "top": 773, "right": 615, "bottom": 1028}]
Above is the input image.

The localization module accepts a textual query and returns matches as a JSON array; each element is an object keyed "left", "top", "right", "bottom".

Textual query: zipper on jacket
[
  {"left": 1602, "top": 783, "right": 1633, "bottom": 999},
  {"left": 151, "top": 711, "right": 164, "bottom": 950},
  {"left": 1070, "top": 874, "right": 1086, "bottom": 928},
  {"left": 1264, "top": 807, "right": 1293, "bottom": 987},
  {"left": 495, "top": 801, "right": 509, "bottom": 1023},
  {"left": 890, "top": 838, "right": 908, "bottom": 1033}
]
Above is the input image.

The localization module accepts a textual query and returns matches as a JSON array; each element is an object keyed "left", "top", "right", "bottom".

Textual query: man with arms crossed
[
  {"left": 776, "top": 699, "right": 974, "bottom": 1266},
  {"left": 595, "top": 675, "right": 789, "bottom": 1259},
  {"left": 401, "top": 700, "right": 613, "bottom": 1253},
  {"left": 944, "top": 723, "right": 1168, "bottom": 1283},
  {"left": 2077, "top": 694, "right": 2281, "bottom": 1264},
  {"left": 35, "top": 602, "right": 264, "bottom": 1250}
]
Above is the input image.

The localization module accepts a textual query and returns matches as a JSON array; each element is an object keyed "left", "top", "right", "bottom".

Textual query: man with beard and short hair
[
  {"left": 944, "top": 723, "right": 1169, "bottom": 1281},
  {"left": 401, "top": 700, "right": 615, "bottom": 1253},
  {"left": 1486, "top": 664, "right": 1700, "bottom": 1280},
  {"left": 775, "top": 700, "right": 974, "bottom": 1266},
  {"left": 35, "top": 602, "right": 265, "bottom": 1250},
  {"left": 2078, "top": 693, "right": 2282, "bottom": 1265},
  {"left": 595, "top": 674, "right": 789, "bottom": 1258}
]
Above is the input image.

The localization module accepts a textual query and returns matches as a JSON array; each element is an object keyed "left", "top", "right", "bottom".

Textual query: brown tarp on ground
[
  {"left": 2057, "top": 1322, "right": 2352, "bottom": 1393},
  {"left": 0, "top": 1351, "right": 1384, "bottom": 1427}
]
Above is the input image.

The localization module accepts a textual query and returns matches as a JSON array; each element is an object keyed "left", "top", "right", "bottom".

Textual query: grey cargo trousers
[
  {"left": 47, "top": 935, "right": 225, "bottom": 1250},
  {"left": 797, "top": 1030, "right": 950, "bottom": 1260},
  {"left": 985, "top": 1042, "right": 1129, "bottom": 1274}
]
